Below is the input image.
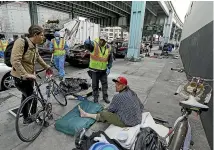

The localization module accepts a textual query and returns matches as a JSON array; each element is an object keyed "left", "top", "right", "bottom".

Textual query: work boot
[{"left": 103, "top": 97, "right": 110, "bottom": 104}]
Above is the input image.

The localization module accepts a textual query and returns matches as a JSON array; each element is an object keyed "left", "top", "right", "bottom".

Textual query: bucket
[{"left": 89, "top": 142, "right": 119, "bottom": 150}]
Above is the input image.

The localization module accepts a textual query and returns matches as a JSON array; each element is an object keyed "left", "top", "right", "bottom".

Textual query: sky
[{"left": 171, "top": 0, "right": 191, "bottom": 22}]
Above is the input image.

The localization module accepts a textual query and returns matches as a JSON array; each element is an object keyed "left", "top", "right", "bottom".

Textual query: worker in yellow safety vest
[
  {"left": 84, "top": 33, "right": 113, "bottom": 103},
  {"left": 0, "top": 36, "right": 8, "bottom": 58},
  {"left": 50, "top": 31, "right": 69, "bottom": 81}
]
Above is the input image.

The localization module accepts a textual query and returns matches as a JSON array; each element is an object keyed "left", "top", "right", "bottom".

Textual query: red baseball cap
[{"left": 112, "top": 76, "right": 128, "bottom": 85}]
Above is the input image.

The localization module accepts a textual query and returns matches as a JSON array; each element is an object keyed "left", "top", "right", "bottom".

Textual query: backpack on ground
[
  {"left": 74, "top": 130, "right": 127, "bottom": 150},
  {"left": 134, "top": 127, "right": 167, "bottom": 150},
  {"left": 4, "top": 37, "right": 29, "bottom": 67}
]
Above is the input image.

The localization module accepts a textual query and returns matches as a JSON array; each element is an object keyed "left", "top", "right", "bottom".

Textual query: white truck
[{"left": 59, "top": 18, "right": 100, "bottom": 48}]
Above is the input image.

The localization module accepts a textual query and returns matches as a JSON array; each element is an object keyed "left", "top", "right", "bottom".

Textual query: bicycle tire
[
  {"left": 15, "top": 94, "right": 45, "bottom": 142},
  {"left": 52, "top": 80, "right": 67, "bottom": 106}
]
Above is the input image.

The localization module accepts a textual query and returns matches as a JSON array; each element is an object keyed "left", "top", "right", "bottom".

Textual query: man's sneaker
[
  {"left": 23, "top": 118, "right": 33, "bottom": 125},
  {"left": 43, "top": 121, "right": 50, "bottom": 127},
  {"left": 59, "top": 77, "right": 64, "bottom": 81},
  {"left": 37, "top": 117, "right": 50, "bottom": 127},
  {"left": 103, "top": 98, "right": 110, "bottom": 104}
]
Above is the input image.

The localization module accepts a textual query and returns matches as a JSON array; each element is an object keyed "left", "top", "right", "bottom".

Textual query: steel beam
[
  {"left": 53, "top": 1, "right": 105, "bottom": 18},
  {"left": 69, "top": 1, "right": 117, "bottom": 18},
  {"left": 90, "top": 1, "right": 125, "bottom": 16},
  {"left": 29, "top": 1, "right": 38, "bottom": 25},
  {"left": 105, "top": 1, "right": 131, "bottom": 15},
  {"left": 146, "top": 2, "right": 157, "bottom": 16},
  {"left": 121, "top": 1, "right": 132, "bottom": 7}
]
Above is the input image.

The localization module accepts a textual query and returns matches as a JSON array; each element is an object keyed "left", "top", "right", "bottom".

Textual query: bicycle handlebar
[
  {"left": 171, "top": 68, "right": 214, "bottom": 82},
  {"left": 36, "top": 68, "right": 46, "bottom": 74}
]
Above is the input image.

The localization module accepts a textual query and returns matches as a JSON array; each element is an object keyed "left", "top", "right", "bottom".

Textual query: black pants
[
  {"left": 14, "top": 77, "right": 37, "bottom": 119},
  {"left": 91, "top": 71, "right": 108, "bottom": 99}
]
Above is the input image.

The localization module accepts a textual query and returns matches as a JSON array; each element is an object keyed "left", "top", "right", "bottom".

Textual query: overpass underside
[
  {"left": 0, "top": 1, "right": 182, "bottom": 41},
  {"left": 0, "top": 1, "right": 178, "bottom": 28}
]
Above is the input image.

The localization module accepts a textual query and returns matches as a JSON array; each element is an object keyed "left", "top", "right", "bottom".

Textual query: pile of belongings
[
  {"left": 73, "top": 112, "right": 169, "bottom": 150},
  {"left": 73, "top": 130, "right": 126, "bottom": 150},
  {"left": 59, "top": 78, "right": 90, "bottom": 95}
]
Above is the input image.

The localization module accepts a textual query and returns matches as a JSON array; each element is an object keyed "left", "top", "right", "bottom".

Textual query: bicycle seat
[{"left": 179, "top": 95, "right": 209, "bottom": 111}]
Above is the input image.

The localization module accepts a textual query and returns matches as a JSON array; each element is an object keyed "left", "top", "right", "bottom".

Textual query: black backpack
[
  {"left": 134, "top": 127, "right": 167, "bottom": 150},
  {"left": 4, "top": 38, "right": 29, "bottom": 67},
  {"left": 74, "top": 130, "right": 127, "bottom": 150}
]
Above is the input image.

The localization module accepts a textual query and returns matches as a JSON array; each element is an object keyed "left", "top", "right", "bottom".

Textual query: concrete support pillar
[
  {"left": 172, "top": 25, "right": 177, "bottom": 39},
  {"left": 126, "top": 1, "right": 146, "bottom": 61},
  {"left": 172, "top": 25, "right": 176, "bottom": 42},
  {"left": 29, "top": 1, "right": 38, "bottom": 25},
  {"left": 161, "top": 17, "right": 168, "bottom": 47},
  {"left": 163, "top": 10, "right": 174, "bottom": 44}
]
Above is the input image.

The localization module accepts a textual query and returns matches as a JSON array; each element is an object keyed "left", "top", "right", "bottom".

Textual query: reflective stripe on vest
[
  {"left": 89, "top": 40, "right": 110, "bottom": 70},
  {"left": 52, "top": 38, "right": 65, "bottom": 56},
  {"left": 0, "top": 40, "right": 8, "bottom": 51}
]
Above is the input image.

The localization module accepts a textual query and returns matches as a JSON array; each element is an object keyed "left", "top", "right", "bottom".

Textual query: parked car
[
  {"left": 67, "top": 44, "right": 90, "bottom": 66},
  {"left": 116, "top": 41, "right": 128, "bottom": 57},
  {"left": 116, "top": 41, "right": 143, "bottom": 57},
  {"left": 0, "top": 63, "right": 14, "bottom": 91}
]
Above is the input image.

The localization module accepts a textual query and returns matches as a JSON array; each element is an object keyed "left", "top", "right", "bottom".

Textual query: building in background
[
  {"left": 0, "top": 2, "right": 69, "bottom": 38},
  {"left": 100, "top": 26, "right": 129, "bottom": 42}
]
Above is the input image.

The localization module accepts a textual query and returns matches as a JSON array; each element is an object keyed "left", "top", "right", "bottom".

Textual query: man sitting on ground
[{"left": 78, "top": 76, "right": 144, "bottom": 127}]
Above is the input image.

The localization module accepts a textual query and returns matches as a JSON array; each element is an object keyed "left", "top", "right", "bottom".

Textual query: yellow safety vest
[
  {"left": 0, "top": 40, "right": 8, "bottom": 51},
  {"left": 52, "top": 38, "right": 66, "bottom": 56},
  {"left": 89, "top": 38, "right": 110, "bottom": 70}
]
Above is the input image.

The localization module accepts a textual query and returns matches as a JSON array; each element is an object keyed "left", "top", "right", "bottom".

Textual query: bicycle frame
[{"left": 167, "top": 109, "right": 191, "bottom": 150}]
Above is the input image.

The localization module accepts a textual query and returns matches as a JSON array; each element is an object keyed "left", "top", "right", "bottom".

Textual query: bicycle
[
  {"left": 162, "top": 68, "right": 213, "bottom": 150},
  {"left": 15, "top": 67, "right": 67, "bottom": 142}
]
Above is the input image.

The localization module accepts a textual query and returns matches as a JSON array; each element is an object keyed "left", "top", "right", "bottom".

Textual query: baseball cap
[{"left": 112, "top": 76, "right": 128, "bottom": 85}]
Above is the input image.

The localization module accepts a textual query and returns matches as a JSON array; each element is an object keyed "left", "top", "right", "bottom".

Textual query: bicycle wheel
[
  {"left": 52, "top": 80, "right": 67, "bottom": 106},
  {"left": 15, "top": 94, "right": 46, "bottom": 142}
]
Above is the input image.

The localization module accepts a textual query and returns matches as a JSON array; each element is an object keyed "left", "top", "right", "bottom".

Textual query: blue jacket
[{"left": 49, "top": 38, "right": 69, "bottom": 55}]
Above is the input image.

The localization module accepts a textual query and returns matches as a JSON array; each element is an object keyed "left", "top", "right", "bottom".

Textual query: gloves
[
  {"left": 46, "top": 67, "right": 53, "bottom": 74},
  {"left": 106, "top": 68, "right": 110, "bottom": 75},
  {"left": 94, "top": 134, "right": 109, "bottom": 144},
  {"left": 84, "top": 38, "right": 91, "bottom": 45}
]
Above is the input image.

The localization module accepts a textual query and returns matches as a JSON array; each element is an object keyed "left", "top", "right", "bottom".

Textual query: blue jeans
[
  {"left": 0, "top": 51, "right": 4, "bottom": 58},
  {"left": 54, "top": 55, "right": 65, "bottom": 78}
]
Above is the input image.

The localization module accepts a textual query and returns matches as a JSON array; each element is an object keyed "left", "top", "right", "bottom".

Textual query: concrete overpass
[{"left": 0, "top": 1, "right": 183, "bottom": 42}]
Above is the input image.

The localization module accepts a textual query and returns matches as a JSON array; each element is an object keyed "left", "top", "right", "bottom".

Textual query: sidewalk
[{"left": 0, "top": 47, "right": 210, "bottom": 150}]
